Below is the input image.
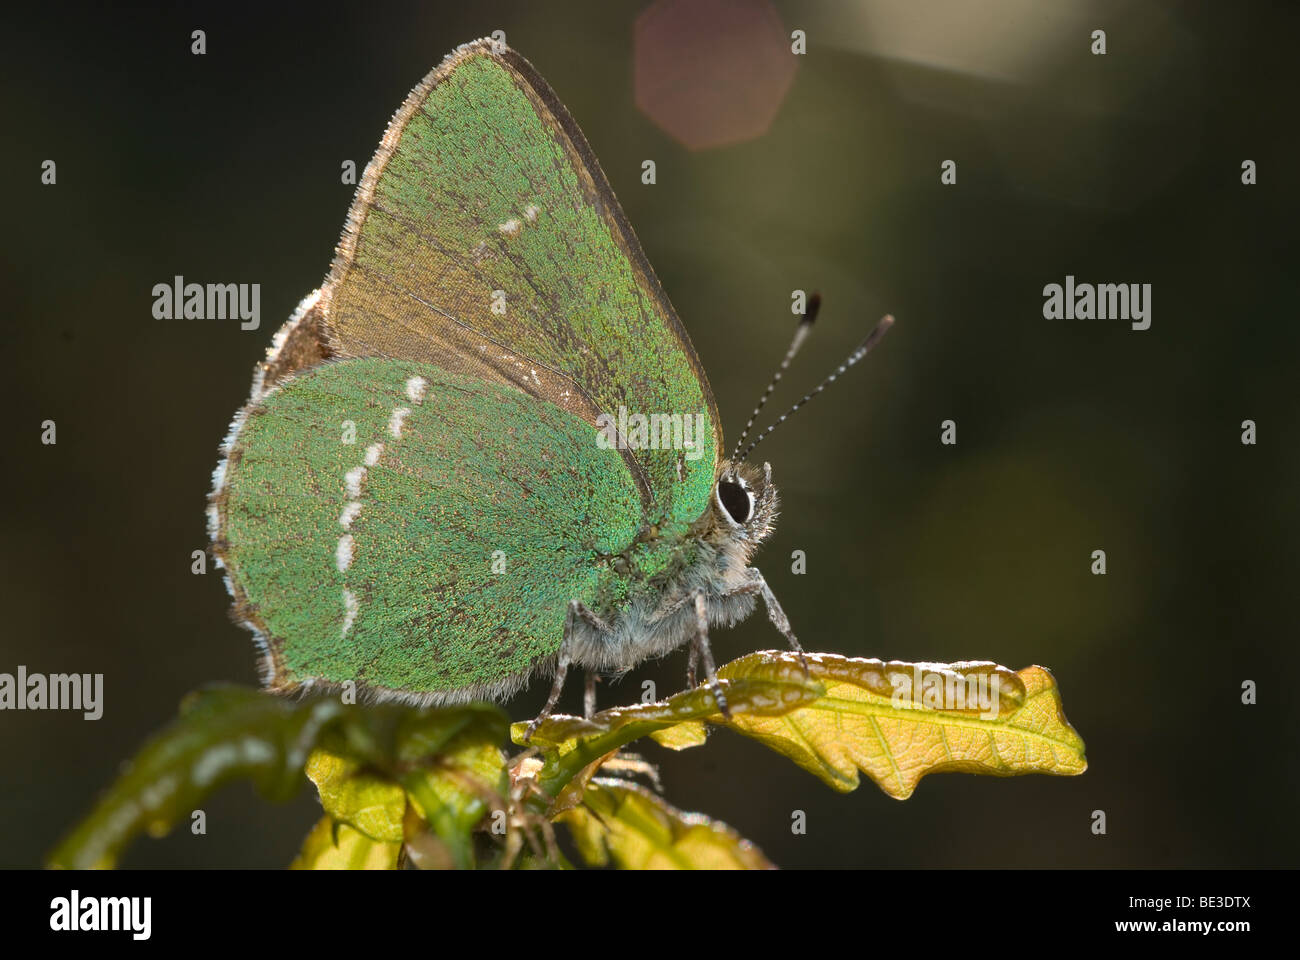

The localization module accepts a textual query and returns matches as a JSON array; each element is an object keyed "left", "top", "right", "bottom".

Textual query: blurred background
[{"left": 2, "top": 0, "right": 1297, "bottom": 868}]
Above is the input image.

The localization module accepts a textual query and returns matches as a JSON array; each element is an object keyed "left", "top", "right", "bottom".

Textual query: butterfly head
[{"left": 712, "top": 459, "right": 778, "bottom": 545}]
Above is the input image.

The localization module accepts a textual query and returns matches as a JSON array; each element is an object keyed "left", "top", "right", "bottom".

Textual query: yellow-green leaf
[
  {"left": 648, "top": 721, "right": 708, "bottom": 750},
  {"left": 304, "top": 749, "right": 406, "bottom": 843},
  {"left": 291, "top": 815, "right": 402, "bottom": 870},
  {"left": 401, "top": 734, "right": 508, "bottom": 870},
  {"left": 717, "top": 652, "right": 1087, "bottom": 797},
  {"left": 558, "top": 778, "right": 773, "bottom": 870}
]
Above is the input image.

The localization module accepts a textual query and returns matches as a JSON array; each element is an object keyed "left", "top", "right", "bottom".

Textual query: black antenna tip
[{"left": 803, "top": 292, "right": 822, "bottom": 325}]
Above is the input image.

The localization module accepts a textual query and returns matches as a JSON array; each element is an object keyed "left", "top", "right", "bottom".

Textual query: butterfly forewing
[{"left": 323, "top": 39, "right": 720, "bottom": 530}]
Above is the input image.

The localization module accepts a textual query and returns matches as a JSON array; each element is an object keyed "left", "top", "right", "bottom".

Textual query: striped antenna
[
  {"left": 735, "top": 312, "right": 895, "bottom": 463},
  {"left": 729, "top": 293, "right": 822, "bottom": 463}
]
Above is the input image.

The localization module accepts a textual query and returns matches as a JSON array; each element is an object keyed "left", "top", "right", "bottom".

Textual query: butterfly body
[{"left": 210, "top": 39, "right": 797, "bottom": 713}]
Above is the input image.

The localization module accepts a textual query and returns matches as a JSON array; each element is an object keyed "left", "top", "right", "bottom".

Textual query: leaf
[
  {"left": 400, "top": 732, "right": 508, "bottom": 870},
  {"left": 48, "top": 686, "right": 509, "bottom": 869},
  {"left": 49, "top": 687, "right": 343, "bottom": 869},
  {"left": 515, "top": 651, "right": 1086, "bottom": 802},
  {"left": 291, "top": 815, "right": 403, "bottom": 870},
  {"left": 310, "top": 699, "right": 508, "bottom": 869},
  {"left": 719, "top": 652, "right": 1087, "bottom": 798},
  {"left": 304, "top": 750, "right": 406, "bottom": 844},
  {"left": 558, "top": 778, "right": 773, "bottom": 869},
  {"left": 648, "top": 721, "right": 707, "bottom": 750}
]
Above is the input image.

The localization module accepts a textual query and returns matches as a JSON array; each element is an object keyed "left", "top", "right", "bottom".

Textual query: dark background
[{"left": 3, "top": 0, "right": 1297, "bottom": 868}]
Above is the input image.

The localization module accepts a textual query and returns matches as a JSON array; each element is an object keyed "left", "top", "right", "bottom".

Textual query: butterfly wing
[
  {"left": 217, "top": 357, "right": 642, "bottom": 698},
  {"left": 214, "top": 39, "right": 721, "bottom": 698},
  {"left": 319, "top": 39, "right": 720, "bottom": 532}
]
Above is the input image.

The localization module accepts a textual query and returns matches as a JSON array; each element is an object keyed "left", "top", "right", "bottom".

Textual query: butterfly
[{"left": 208, "top": 38, "right": 891, "bottom": 736}]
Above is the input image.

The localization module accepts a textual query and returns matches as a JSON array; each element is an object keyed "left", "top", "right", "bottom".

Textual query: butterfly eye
[{"left": 717, "top": 477, "right": 753, "bottom": 525}]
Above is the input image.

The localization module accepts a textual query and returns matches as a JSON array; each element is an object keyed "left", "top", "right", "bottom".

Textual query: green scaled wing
[
  {"left": 322, "top": 38, "right": 719, "bottom": 530},
  {"left": 220, "top": 358, "right": 643, "bottom": 699}
]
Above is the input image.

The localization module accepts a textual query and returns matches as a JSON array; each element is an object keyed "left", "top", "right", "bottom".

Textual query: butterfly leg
[
  {"left": 524, "top": 600, "right": 609, "bottom": 742},
  {"left": 734, "top": 568, "right": 809, "bottom": 676},
  {"left": 656, "top": 590, "right": 723, "bottom": 711},
  {"left": 583, "top": 670, "right": 600, "bottom": 719},
  {"left": 689, "top": 591, "right": 732, "bottom": 719}
]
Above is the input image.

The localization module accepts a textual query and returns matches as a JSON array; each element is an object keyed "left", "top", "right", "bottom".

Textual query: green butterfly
[{"left": 209, "top": 38, "right": 888, "bottom": 734}]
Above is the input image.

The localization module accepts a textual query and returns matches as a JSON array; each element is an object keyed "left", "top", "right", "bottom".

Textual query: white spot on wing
[
  {"left": 388, "top": 407, "right": 410, "bottom": 439},
  {"left": 364, "top": 443, "right": 383, "bottom": 467},
  {"left": 339, "top": 501, "right": 362, "bottom": 530},
  {"left": 405, "top": 375, "right": 428, "bottom": 403},
  {"left": 345, "top": 466, "right": 366, "bottom": 499},
  {"left": 336, "top": 534, "right": 355, "bottom": 572},
  {"left": 498, "top": 218, "right": 521, "bottom": 236},
  {"left": 524, "top": 204, "right": 540, "bottom": 221}
]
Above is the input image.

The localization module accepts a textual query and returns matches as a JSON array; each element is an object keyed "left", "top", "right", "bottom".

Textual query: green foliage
[
  {"left": 48, "top": 688, "right": 508, "bottom": 869},
  {"left": 50, "top": 652, "right": 1086, "bottom": 870}
]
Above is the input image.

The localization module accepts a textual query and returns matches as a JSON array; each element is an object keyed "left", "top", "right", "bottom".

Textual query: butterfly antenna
[
  {"left": 736, "top": 312, "right": 895, "bottom": 463},
  {"left": 729, "top": 293, "right": 822, "bottom": 463}
]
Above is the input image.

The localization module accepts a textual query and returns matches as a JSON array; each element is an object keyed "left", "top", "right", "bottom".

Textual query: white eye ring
[{"left": 716, "top": 476, "right": 754, "bottom": 526}]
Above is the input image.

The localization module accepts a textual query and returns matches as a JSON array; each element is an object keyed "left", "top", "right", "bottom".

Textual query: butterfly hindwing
[{"left": 219, "top": 357, "right": 643, "bottom": 698}]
